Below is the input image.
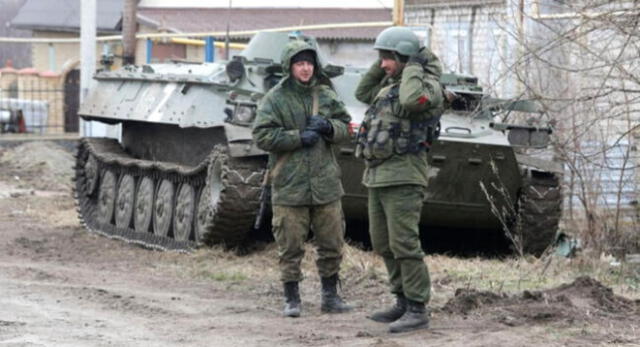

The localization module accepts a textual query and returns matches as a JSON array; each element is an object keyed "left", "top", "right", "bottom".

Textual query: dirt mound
[
  {"left": 0, "top": 141, "right": 74, "bottom": 191},
  {"left": 547, "top": 275, "right": 638, "bottom": 313},
  {"left": 441, "top": 288, "right": 507, "bottom": 315},
  {"left": 441, "top": 276, "right": 639, "bottom": 327}
]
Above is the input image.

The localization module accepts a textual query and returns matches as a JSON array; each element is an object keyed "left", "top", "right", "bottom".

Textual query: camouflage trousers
[
  {"left": 368, "top": 185, "right": 431, "bottom": 303},
  {"left": 272, "top": 199, "right": 345, "bottom": 283}
]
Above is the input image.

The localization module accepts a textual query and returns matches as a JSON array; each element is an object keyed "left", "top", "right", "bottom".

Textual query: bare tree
[{"left": 509, "top": 0, "right": 640, "bottom": 254}]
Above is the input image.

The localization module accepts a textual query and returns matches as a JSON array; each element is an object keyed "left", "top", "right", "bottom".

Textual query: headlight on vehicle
[{"left": 234, "top": 104, "right": 256, "bottom": 124}]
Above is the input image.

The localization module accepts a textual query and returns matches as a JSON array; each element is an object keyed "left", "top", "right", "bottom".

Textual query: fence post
[{"left": 48, "top": 44, "right": 56, "bottom": 72}]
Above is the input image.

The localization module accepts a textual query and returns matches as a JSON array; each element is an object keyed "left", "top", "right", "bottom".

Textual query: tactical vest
[{"left": 355, "top": 84, "right": 440, "bottom": 163}]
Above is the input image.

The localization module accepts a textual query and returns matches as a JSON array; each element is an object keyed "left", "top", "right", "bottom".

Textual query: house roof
[
  {"left": 9, "top": 2, "right": 390, "bottom": 40},
  {"left": 10, "top": 0, "right": 123, "bottom": 33},
  {"left": 405, "top": 0, "right": 503, "bottom": 8},
  {"left": 137, "top": 7, "right": 392, "bottom": 41}
]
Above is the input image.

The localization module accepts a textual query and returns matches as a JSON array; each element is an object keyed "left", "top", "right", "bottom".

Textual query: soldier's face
[
  {"left": 292, "top": 61, "right": 314, "bottom": 84},
  {"left": 380, "top": 58, "right": 400, "bottom": 77}
]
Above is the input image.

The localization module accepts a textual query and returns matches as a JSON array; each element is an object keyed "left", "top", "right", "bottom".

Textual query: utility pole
[
  {"left": 122, "top": 0, "right": 138, "bottom": 65},
  {"left": 80, "top": 0, "right": 96, "bottom": 136},
  {"left": 393, "top": 0, "right": 404, "bottom": 26},
  {"left": 224, "top": 0, "right": 232, "bottom": 60}
]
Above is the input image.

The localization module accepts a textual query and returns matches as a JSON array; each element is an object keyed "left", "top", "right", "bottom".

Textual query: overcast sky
[{"left": 138, "top": 0, "right": 393, "bottom": 8}]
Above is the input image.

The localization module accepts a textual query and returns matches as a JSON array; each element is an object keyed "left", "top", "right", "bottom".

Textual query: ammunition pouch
[
  {"left": 357, "top": 118, "right": 440, "bottom": 161},
  {"left": 355, "top": 84, "right": 442, "bottom": 164}
]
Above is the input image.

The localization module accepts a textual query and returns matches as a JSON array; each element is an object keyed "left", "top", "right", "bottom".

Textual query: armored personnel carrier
[{"left": 74, "top": 31, "right": 562, "bottom": 254}]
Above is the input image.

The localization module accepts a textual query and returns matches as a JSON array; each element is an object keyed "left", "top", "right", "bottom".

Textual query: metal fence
[{"left": 0, "top": 68, "right": 78, "bottom": 135}]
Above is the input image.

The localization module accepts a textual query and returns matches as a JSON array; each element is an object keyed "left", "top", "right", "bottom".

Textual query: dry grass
[
  {"left": 171, "top": 240, "right": 640, "bottom": 309},
  {"left": 338, "top": 245, "right": 640, "bottom": 305},
  {"left": 178, "top": 243, "right": 281, "bottom": 285},
  {"left": 427, "top": 252, "right": 640, "bottom": 305}
]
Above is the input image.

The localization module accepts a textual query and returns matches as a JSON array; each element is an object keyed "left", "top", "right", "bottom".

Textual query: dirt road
[{"left": 1, "top": 141, "right": 639, "bottom": 347}]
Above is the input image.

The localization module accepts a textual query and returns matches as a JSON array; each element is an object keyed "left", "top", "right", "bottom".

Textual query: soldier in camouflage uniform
[
  {"left": 252, "top": 39, "right": 353, "bottom": 318},
  {"left": 354, "top": 27, "right": 444, "bottom": 333}
]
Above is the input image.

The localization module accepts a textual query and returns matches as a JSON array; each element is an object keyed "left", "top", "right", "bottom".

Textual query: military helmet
[{"left": 374, "top": 27, "right": 420, "bottom": 56}]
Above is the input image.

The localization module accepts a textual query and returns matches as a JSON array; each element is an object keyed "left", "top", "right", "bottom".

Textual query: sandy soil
[{"left": 0, "top": 141, "right": 639, "bottom": 347}]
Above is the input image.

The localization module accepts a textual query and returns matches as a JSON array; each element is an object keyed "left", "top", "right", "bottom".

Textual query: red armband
[{"left": 417, "top": 95, "right": 429, "bottom": 105}]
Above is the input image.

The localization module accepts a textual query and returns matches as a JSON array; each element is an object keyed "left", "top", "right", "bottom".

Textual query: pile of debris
[{"left": 0, "top": 141, "right": 75, "bottom": 191}]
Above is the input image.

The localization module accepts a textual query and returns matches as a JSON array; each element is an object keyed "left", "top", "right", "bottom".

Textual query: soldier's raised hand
[
  {"left": 407, "top": 53, "right": 427, "bottom": 66},
  {"left": 300, "top": 129, "right": 320, "bottom": 147}
]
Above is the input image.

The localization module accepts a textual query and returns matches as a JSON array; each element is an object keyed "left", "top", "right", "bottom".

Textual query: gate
[{"left": 63, "top": 69, "right": 79, "bottom": 132}]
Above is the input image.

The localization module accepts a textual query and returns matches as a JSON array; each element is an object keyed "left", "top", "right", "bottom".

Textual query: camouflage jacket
[
  {"left": 354, "top": 47, "right": 444, "bottom": 188},
  {"left": 252, "top": 40, "right": 352, "bottom": 206}
]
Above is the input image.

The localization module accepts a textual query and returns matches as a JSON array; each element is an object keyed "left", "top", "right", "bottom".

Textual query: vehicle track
[{"left": 74, "top": 138, "right": 264, "bottom": 251}]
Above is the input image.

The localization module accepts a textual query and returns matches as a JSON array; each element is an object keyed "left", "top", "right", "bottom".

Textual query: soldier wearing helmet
[{"left": 354, "top": 26, "right": 444, "bottom": 333}]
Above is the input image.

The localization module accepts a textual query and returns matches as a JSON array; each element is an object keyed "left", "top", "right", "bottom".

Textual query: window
[
  {"left": 485, "top": 23, "right": 510, "bottom": 96},
  {"left": 565, "top": 139, "right": 638, "bottom": 211},
  {"left": 443, "top": 22, "right": 471, "bottom": 74}
]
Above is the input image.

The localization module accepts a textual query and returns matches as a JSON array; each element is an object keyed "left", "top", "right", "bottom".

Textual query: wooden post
[
  {"left": 393, "top": 0, "right": 404, "bottom": 26},
  {"left": 122, "top": 0, "right": 138, "bottom": 65}
]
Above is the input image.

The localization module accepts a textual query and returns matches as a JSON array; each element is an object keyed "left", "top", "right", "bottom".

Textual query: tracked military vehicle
[{"left": 74, "top": 31, "right": 562, "bottom": 254}]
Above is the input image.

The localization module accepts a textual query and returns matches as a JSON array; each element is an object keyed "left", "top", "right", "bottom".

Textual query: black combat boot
[
  {"left": 368, "top": 294, "right": 407, "bottom": 323},
  {"left": 320, "top": 274, "right": 353, "bottom": 313},
  {"left": 283, "top": 281, "right": 301, "bottom": 317},
  {"left": 388, "top": 299, "right": 429, "bottom": 333}
]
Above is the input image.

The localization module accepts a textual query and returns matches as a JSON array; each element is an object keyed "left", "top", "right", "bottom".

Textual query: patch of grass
[
  {"left": 175, "top": 244, "right": 281, "bottom": 287},
  {"left": 340, "top": 244, "right": 387, "bottom": 283},
  {"left": 198, "top": 270, "right": 248, "bottom": 282}
]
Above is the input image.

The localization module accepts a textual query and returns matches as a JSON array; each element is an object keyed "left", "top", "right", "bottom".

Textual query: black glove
[
  {"left": 300, "top": 130, "right": 320, "bottom": 147},
  {"left": 407, "top": 53, "right": 427, "bottom": 66},
  {"left": 306, "top": 115, "right": 333, "bottom": 135}
]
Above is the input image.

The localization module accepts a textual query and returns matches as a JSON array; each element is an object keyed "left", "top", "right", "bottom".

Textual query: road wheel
[
  {"left": 174, "top": 183, "right": 195, "bottom": 241},
  {"left": 97, "top": 170, "right": 116, "bottom": 225},
  {"left": 83, "top": 155, "right": 99, "bottom": 196},
  {"left": 153, "top": 179, "right": 175, "bottom": 237},
  {"left": 134, "top": 177, "right": 154, "bottom": 233},
  {"left": 115, "top": 174, "right": 135, "bottom": 228}
]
